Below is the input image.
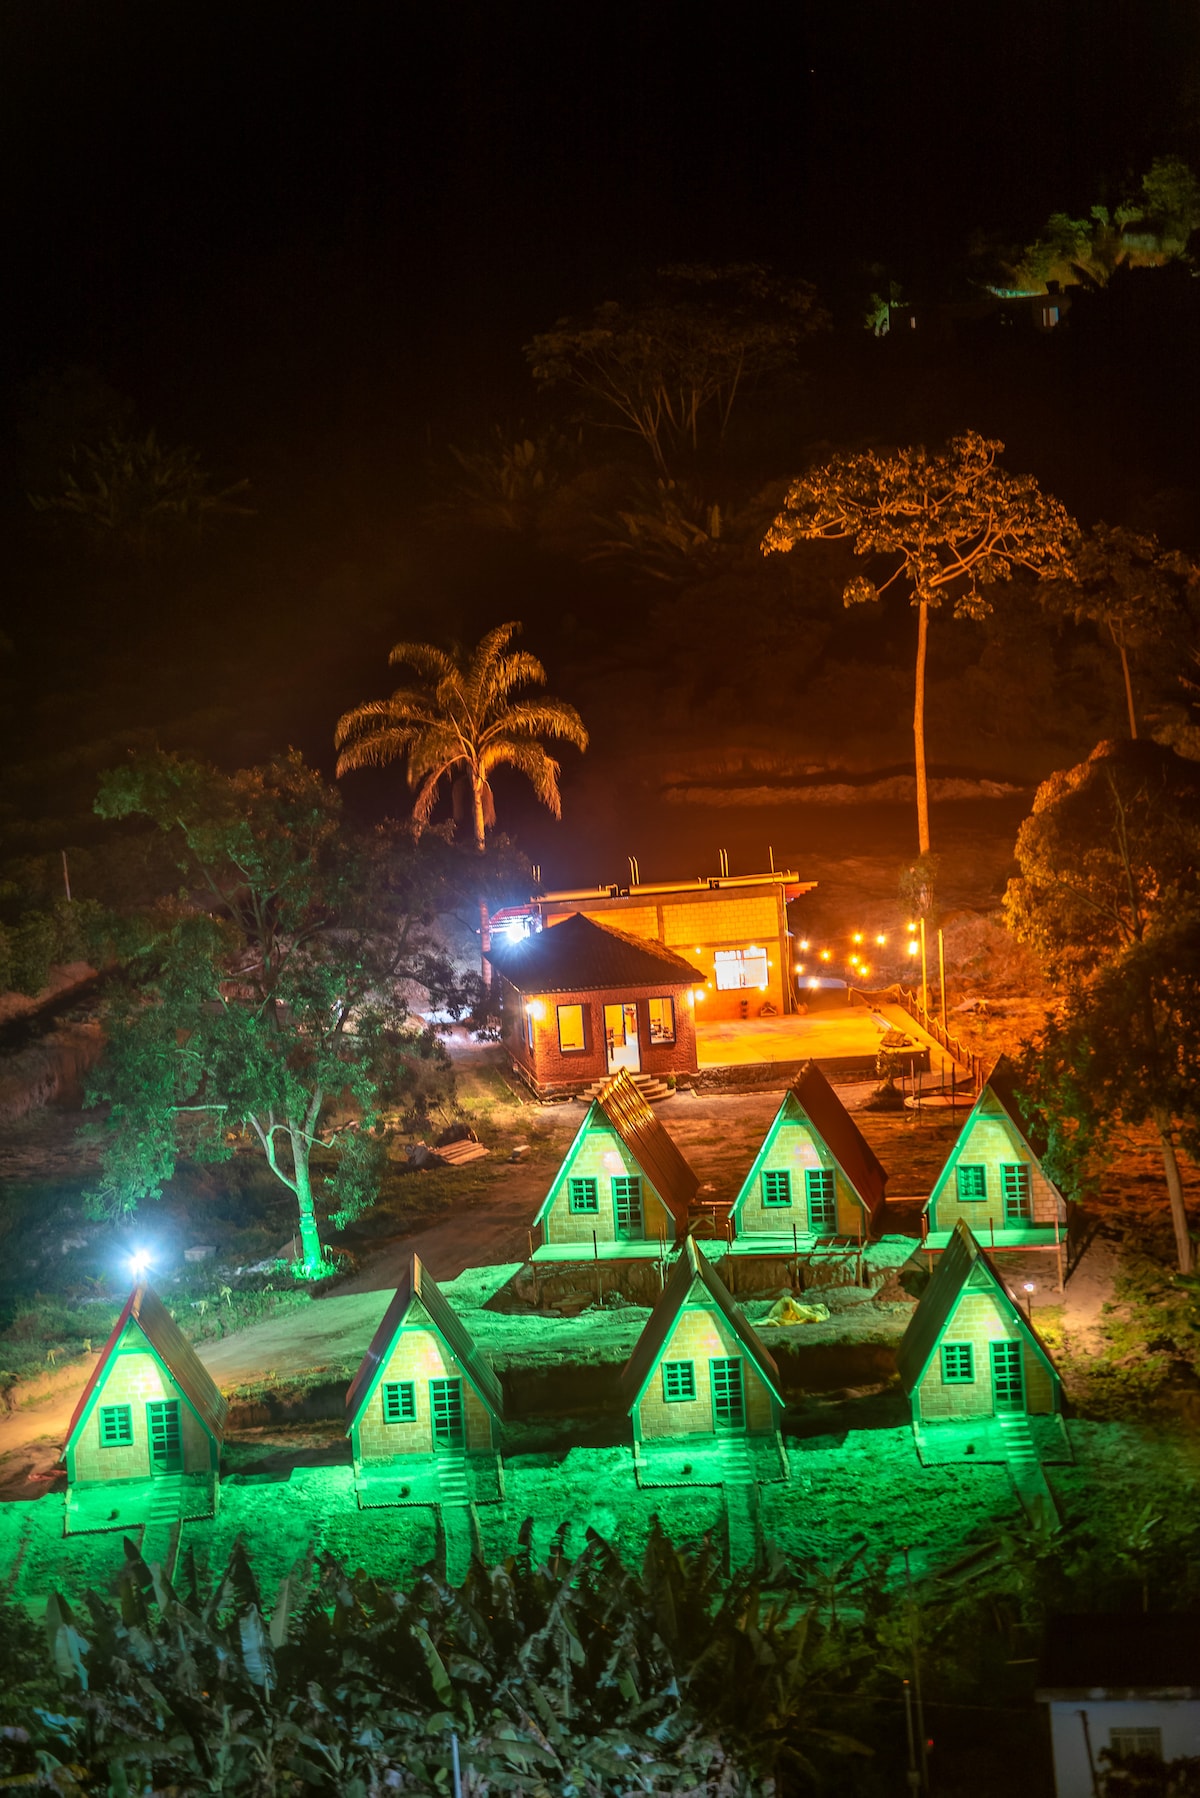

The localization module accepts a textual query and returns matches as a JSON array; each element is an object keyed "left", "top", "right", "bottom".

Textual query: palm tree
[{"left": 334, "top": 622, "right": 588, "bottom": 980}]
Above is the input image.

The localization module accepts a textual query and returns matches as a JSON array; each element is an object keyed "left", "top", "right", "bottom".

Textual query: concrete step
[{"left": 578, "top": 1074, "right": 673, "bottom": 1105}]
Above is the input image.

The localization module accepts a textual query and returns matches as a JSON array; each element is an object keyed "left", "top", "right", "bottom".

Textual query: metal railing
[{"left": 891, "top": 986, "right": 987, "bottom": 1090}]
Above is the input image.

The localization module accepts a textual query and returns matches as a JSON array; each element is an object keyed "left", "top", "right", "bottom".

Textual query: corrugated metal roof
[
  {"left": 345, "top": 1254, "right": 504, "bottom": 1427},
  {"left": 489, "top": 912, "right": 703, "bottom": 995},
  {"left": 896, "top": 1220, "right": 1060, "bottom": 1395},
  {"left": 596, "top": 1068, "right": 699, "bottom": 1225},
  {"left": 64, "top": 1284, "right": 228, "bottom": 1449},
  {"left": 618, "top": 1237, "right": 782, "bottom": 1412},
  {"left": 792, "top": 1061, "right": 887, "bottom": 1225}
]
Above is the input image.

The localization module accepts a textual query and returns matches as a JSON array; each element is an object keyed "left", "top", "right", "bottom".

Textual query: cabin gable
[
  {"left": 928, "top": 1089, "right": 1065, "bottom": 1233},
  {"left": 631, "top": 1293, "right": 776, "bottom": 1441},
  {"left": 541, "top": 1121, "right": 675, "bottom": 1246},
  {"left": 911, "top": 1265, "right": 1059, "bottom": 1422},
  {"left": 350, "top": 1295, "right": 497, "bottom": 1464},
  {"left": 67, "top": 1319, "right": 216, "bottom": 1484},
  {"left": 733, "top": 1102, "right": 866, "bottom": 1236}
]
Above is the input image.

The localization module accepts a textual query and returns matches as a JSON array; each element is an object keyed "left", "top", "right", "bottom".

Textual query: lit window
[
  {"left": 662, "top": 1360, "right": 696, "bottom": 1402},
  {"left": 762, "top": 1169, "right": 792, "bottom": 1208},
  {"left": 957, "top": 1165, "right": 987, "bottom": 1202},
  {"left": 524, "top": 1006, "right": 535, "bottom": 1051},
  {"left": 568, "top": 1177, "right": 599, "bottom": 1214},
  {"left": 381, "top": 1382, "right": 416, "bottom": 1423},
  {"left": 941, "top": 1343, "right": 974, "bottom": 1383},
  {"left": 1109, "top": 1727, "right": 1162, "bottom": 1761},
  {"left": 557, "top": 1004, "right": 586, "bottom": 1053},
  {"left": 647, "top": 996, "right": 675, "bottom": 1044},
  {"left": 1001, "top": 1165, "right": 1032, "bottom": 1222},
  {"left": 805, "top": 1168, "right": 836, "bottom": 1232},
  {"left": 99, "top": 1404, "right": 133, "bottom": 1447},
  {"left": 714, "top": 947, "right": 769, "bottom": 990}
]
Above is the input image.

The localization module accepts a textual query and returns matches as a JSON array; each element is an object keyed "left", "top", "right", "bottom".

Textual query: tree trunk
[
  {"left": 1115, "top": 628, "right": 1138, "bottom": 740},
  {"left": 288, "top": 1126, "right": 325, "bottom": 1275},
  {"left": 1154, "top": 1108, "right": 1193, "bottom": 1273},
  {"left": 913, "top": 600, "right": 931, "bottom": 856},
  {"left": 473, "top": 775, "right": 493, "bottom": 990}
]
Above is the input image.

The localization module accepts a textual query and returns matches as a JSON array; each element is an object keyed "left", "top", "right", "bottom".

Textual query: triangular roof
[
  {"left": 618, "top": 1237, "right": 782, "bottom": 1412},
  {"left": 345, "top": 1254, "right": 504, "bottom": 1428},
  {"left": 489, "top": 912, "right": 703, "bottom": 995},
  {"left": 532, "top": 1068, "right": 699, "bottom": 1228},
  {"left": 732, "top": 1062, "right": 886, "bottom": 1226},
  {"left": 65, "top": 1284, "right": 228, "bottom": 1449},
  {"left": 926, "top": 1054, "right": 1064, "bottom": 1216},
  {"left": 896, "top": 1221, "right": 1060, "bottom": 1396}
]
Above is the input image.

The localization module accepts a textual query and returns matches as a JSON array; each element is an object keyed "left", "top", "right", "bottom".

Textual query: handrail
[{"left": 888, "top": 986, "right": 987, "bottom": 1091}]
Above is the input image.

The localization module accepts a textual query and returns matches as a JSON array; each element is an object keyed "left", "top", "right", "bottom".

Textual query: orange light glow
[{"left": 907, "top": 941, "right": 920, "bottom": 957}]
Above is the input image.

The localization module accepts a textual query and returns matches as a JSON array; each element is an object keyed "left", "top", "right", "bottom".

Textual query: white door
[{"left": 604, "top": 1002, "right": 641, "bottom": 1073}]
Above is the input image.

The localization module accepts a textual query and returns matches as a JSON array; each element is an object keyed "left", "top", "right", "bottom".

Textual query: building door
[
  {"left": 604, "top": 1002, "right": 641, "bottom": 1074},
  {"left": 990, "top": 1341, "right": 1025, "bottom": 1413},
  {"left": 612, "top": 1175, "right": 644, "bottom": 1240},
  {"left": 710, "top": 1357, "right": 746, "bottom": 1432},
  {"left": 145, "top": 1399, "right": 183, "bottom": 1474},
  {"left": 429, "top": 1378, "right": 466, "bottom": 1451},
  {"left": 805, "top": 1168, "right": 837, "bottom": 1234}
]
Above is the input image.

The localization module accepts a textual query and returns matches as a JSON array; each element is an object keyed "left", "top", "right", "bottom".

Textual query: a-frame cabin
[
  {"left": 898, "top": 1221, "right": 1062, "bottom": 1426},
  {"left": 924, "top": 1056, "right": 1067, "bottom": 1247},
  {"left": 619, "top": 1237, "right": 785, "bottom": 1477},
  {"left": 531, "top": 1068, "right": 699, "bottom": 1261},
  {"left": 345, "top": 1254, "right": 504, "bottom": 1506},
  {"left": 729, "top": 1061, "right": 887, "bottom": 1244},
  {"left": 63, "top": 1284, "right": 227, "bottom": 1524}
]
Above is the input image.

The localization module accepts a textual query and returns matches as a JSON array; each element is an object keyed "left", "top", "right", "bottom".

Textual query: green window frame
[
  {"left": 612, "top": 1175, "right": 644, "bottom": 1237},
  {"left": 806, "top": 1167, "right": 837, "bottom": 1232},
  {"left": 941, "top": 1343, "right": 974, "bottom": 1384},
  {"left": 98, "top": 1404, "right": 133, "bottom": 1447},
  {"left": 762, "top": 1168, "right": 792, "bottom": 1207},
  {"left": 957, "top": 1164, "right": 987, "bottom": 1202},
  {"left": 662, "top": 1360, "right": 696, "bottom": 1402},
  {"left": 1001, "top": 1164, "right": 1032, "bottom": 1221},
  {"left": 567, "top": 1176, "right": 599, "bottom": 1214},
  {"left": 381, "top": 1381, "right": 416, "bottom": 1423}
]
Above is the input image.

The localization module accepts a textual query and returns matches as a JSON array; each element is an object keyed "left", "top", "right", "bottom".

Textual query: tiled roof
[
  {"left": 489, "top": 912, "right": 703, "bottom": 995},
  {"left": 345, "top": 1254, "right": 504, "bottom": 1427},
  {"left": 65, "top": 1284, "right": 228, "bottom": 1448},
  {"left": 896, "top": 1220, "right": 1059, "bottom": 1396},
  {"left": 618, "top": 1237, "right": 782, "bottom": 1411}
]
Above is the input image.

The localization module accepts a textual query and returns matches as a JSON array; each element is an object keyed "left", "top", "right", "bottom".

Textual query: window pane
[
  {"left": 647, "top": 997, "right": 675, "bottom": 1044},
  {"left": 99, "top": 1404, "right": 133, "bottom": 1446},
  {"left": 1110, "top": 1728, "right": 1163, "bottom": 1760},
  {"left": 806, "top": 1168, "right": 836, "bottom": 1231},
  {"left": 382, "top": 1381, "right": 416, "bottom": 1423},
  {"left": 663, "top": 1360, "right": 696, "bottom": 1402},
  {"left": 713, "top": 948, "right": 770, "bottom": 991},
  {"left": 568, "top": 1177, "right": 599, "bottom": 1213},
  {"left": 941, "top": 1344, "right": 974, "bottom": 1383},
  {"left": 762, "top": 1169, "right": 792, "bottom": 1207},
  {"left": 1001, "top": 1165, "right": 1032, "bottom": 1221},
  {"left": 557, "top": 1004, "right": 586, "bottom": 1053},
  {"left": 957, "top": 1164, "right": 987, "bottom": 1201}
]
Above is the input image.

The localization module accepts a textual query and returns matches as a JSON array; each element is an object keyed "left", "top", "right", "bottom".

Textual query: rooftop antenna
[
  {"left": 532, "top": 863, "right": 541, "bottom": 885},
  {"left": 718, "top": 848, "right": 729, "bottom": 878},
  {"left": 768, "top": 845, "right": 774, "bottom": 872},
  {"left": 628, "top": 855, "right": 640, "bottom": 885}
]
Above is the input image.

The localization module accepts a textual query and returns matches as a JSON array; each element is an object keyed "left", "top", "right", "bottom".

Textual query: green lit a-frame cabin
[
  {"left": 619, "top": 1238, "right": 786, "bottom": 1480},
  {"left": 63, "top": 1285, "right": 227, "bottom": 1528},
  {"left": 729, "top": 1061, "right": 886, "bottom": 1247},
  {"left": 531, "top": 1068, "right": 699, "bottom": 1262},
  {"left": 345, "top": 1254, "right": 504, "bottom": 1507},
  {"left": 898, "top": 1221, "right": 1062, "bottom": 1427},
  {"left": 924, "top": 1056, "right": 1067, "bottom": 1249}
]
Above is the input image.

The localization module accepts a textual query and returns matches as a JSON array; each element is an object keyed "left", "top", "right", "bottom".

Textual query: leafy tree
[
  {"left": 335, "top": 622, "right": 587, "bottom": 979},
  {"left": 30, "top": 429, "right": 251, "bottom": 559},
  {"left": 1045, "top": 524, "right": 1198, "bottom": 740},
  {"left": 527, "top": 263, "right": 827, "bottom": 478},
  {"left": 1137, "top": 154, "right": 1200, "bottom": 252},
  {"left": 87, "top": 751, "right": 468, "bottom": 1274},
  {"left": 1005, "top": 740, "right": 1200, "bottom": 1270},
  {"left": 764, "top": 431, "right": 1076, "bottom": 856}
]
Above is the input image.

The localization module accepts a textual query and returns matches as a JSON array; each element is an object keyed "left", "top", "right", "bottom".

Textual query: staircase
[
  {"left": 436, "top": 1454, "right": 477, "bottom": 1584},
  {"left": 578, "top": 1072, "right": 673, "bottom": 1105},
  {"left": 139, "top": 1476, "right": 184, "bottom": 1578},
  {"left": 717, "top": 1437, "right": 762, "bottom": 1573},
  {"left": 998, "top": 1415, "right": 1060, "bottom": 1525}
]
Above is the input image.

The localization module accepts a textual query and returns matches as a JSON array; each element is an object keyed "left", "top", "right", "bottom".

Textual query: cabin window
[
  {"left": 557, "top": 1004, "right": 586, "bottom": 1053},
  {"left": 662, "top": 1360, "right": 696, "bottom": 1402},
  {"left": 647, "top": 996, "right": 675, "bottom": 1044},
  {"left": 941, "top": 1343, "right": 974, "bottom": 1383},
  {"left": 99, "top": 1404, "right": 134, "bottom": 1447},
  {"left": 713, "top": 947, "right": 769, "bottom": 990},
  {"left": 805, "top": 1168, "right": 837, "bottom": 1232},
  {"left": 957, "top": 1164, "right": 987, "bottom": 1202},
  {"left": 612, "top": 1175, "right": 644, "bottom": 1237},
  {"left": 762, "top": 1169, "right": 792, "bottom": 1207},
  {"left": 568, "top": 1177, "right": 599, "bottom": 1213},
  {"left": 381, "top": 1381, "right": 417, "bottom": 1423},
  {"left": 1109, "top": 1727, "right": 1162, "bottom": 1761},
  {"left": 1001, "top": 1165, "right": 1032, "bottom": 1221}
]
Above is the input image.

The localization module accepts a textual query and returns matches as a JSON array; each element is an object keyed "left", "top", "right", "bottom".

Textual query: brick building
[
  {"left": 345, "top": 1253, "right": 504, "bottom": 1507},
  {"left": 490, "top": 913, "right": 702, "bottom": 1098},
  {"left": 729, "top": 1061, "right": 888, "bottom": 1244},
  {"left": 619, "top": 1238, "right": 784, "bottom": 1458},
  {"left": 898, "top": 1222, "right": 1062, "bottom": 1424},
  {"left": 63, "top": 1285, "right": 227, "bottom": 1497},
  {"left": 530, "top": 1068, "right": 699, "bottom": 1262},
  {"left": 924, "top": 1056, "right": 1068, "bottom": 1248}
]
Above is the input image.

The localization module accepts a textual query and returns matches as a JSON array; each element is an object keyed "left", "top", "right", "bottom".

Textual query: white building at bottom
[{"left": 1037, "top": 1614, "right": 1200, "bottom": 1796}]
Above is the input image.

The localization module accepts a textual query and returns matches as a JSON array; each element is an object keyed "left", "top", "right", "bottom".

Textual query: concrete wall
[
  {"left": 543, "top": 1123, "right": 677, "bottom": 1246},
  {"left": 930, "top": 1101, "right": 1064, "bottom": 1233},
  {"left": 71, "top": 1349, "right": 212, "bottom": 1483},
  {"left": 635, "top": 1304, "right": 775, "bottom": 1440},
  {"left": 1048, "top": 1700, "right": 1200, "bottom": 1798},
  {"left": 735, "top": 1116, "right": 865, "bottom": 1236},
  {"left": 915, "top": 1290, "right": 1056, "bottom": 1420},
  {"left": 502, "top": 983, "right": 698, "bottom": 1095},
  {"left": 353, "top": 1328, "right": 494, "bottom": 1463}
]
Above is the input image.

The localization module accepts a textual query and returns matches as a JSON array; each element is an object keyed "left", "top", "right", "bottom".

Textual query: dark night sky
[{"left": 4, "top": 0, "right": 1197, "bottom": 443}]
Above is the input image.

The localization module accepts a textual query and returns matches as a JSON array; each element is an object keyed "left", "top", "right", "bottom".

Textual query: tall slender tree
[{"left": 763, "top": 433, "right": 1076, "bottom": 857}]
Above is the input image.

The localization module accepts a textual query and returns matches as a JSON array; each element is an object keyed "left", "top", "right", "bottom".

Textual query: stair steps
[
  {"left": 716, "top": 1437, "right": 761, "bottom": 1573},
  {"left": 139, "top": 1477, "right": 184, "bottom": 1577},
  {"left": 998, "top": 1416, "right": 1060, "bottom": 1525},
  {"left": 436, "top": 1454, "right": 477, "bottom": 1584},
  {"left": 578, "top": 1073, "right": 673, "bottom": 1105}
]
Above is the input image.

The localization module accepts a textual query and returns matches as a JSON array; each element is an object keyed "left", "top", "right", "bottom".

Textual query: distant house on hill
[
  {"left": 63, "top": 1284, "right": 226, "bottom": 1522},
  {"left": 345, "top": 1254, "right": 504, "bottom": 1506},
  {"left": 530, "top": 1068, "right": 699, "bottom": 1261},
  {"left": 898, "top": 1221, "right": 1062, "bottom": 1426},
  {"left": 619, "top": 1237, "right": 786, "bottom": 1477},
  {"left": 924, "top": 1056, "right": 1067, "bottom": 1248},
  {"left": 729, "top": 1061, "right": 887, "bottom": 1243},
  {"left": 489, "top": 912, "right": 703, "bottom": 1098}
]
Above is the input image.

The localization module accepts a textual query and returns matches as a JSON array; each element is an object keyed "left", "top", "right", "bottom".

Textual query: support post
[
  {"left": 937, "top": 927, "right": 948, "bottom": 1031},
  {"left": 919, "top": 917, "right": 928, "bottom": 1017}
]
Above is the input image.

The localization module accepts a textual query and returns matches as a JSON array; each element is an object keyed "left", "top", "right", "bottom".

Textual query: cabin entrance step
[
  {"left": 435, "top": 1452, "right": 478, "bottom": 1582},
  {"left": 139, "top": 1476, "right": 184, "bottom": 1576},
  {"left": 998, "top": 1417, "right": 1060, "bottom": 1525},
  {"left": 717, "top": 1438, "right": 761, "bottom": 1571}
]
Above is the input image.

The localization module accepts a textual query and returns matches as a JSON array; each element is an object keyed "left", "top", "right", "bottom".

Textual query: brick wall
[
  {"left": 544, "top": 1124, "right": 676, "bottom": 1246},
  {"left": 916, "top": 1291, "right": 1057, "bottom": 1420},
  {"left": 354, "top": 1328, "right": 495, "bottom": 1463},
  {"left": 735, "top": 1118, "right": 866, "bottom": 1236},
  {"left": 71, "top": 1349, "right": 212, "bottom": 1484},
  {"left": 502, "top": 983, "right": 698, "bottom": 1095},
  {"left": 635, "top": 1304, "right": 775, "bottom": 1440},
  {"left": 662, "top": 895, "right": 787, "bottom": 1020},
  {"left": 930, "top": 1108, "right": 1065, "bottom": 1233}
]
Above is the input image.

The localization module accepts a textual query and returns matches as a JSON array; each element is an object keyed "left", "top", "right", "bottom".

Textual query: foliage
[
  {"left": 1007, "top": 156, "right": 1200, "bottom": 290},
  {"left": 29, "top": 429, "right": 251, "bottom": 558},
  {"left": 85, "top": 751, "right": 470, "bottom": 1273},
  {"left": 0, "top": 894, "right": 96, "bottom": 996},
  {"left": 1006, "top": 740, "right": 1200, "bottom": 1268},
  {"left": 430, "top": 427, "right": 580, "bottom": 534},
  {"left": 588, "top": 475, "right": 725, "bottom": 583},
  {"left": 527, "top": 263, "right": 828, "bottom": 477}
]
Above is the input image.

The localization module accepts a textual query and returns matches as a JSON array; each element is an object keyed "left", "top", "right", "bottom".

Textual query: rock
[
  {"left": 508, "top": 1144, "right": 530, "bottom": 1162},
  {"left": 184, "top": 1245, "right": 217, "bottom": 1262}
]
